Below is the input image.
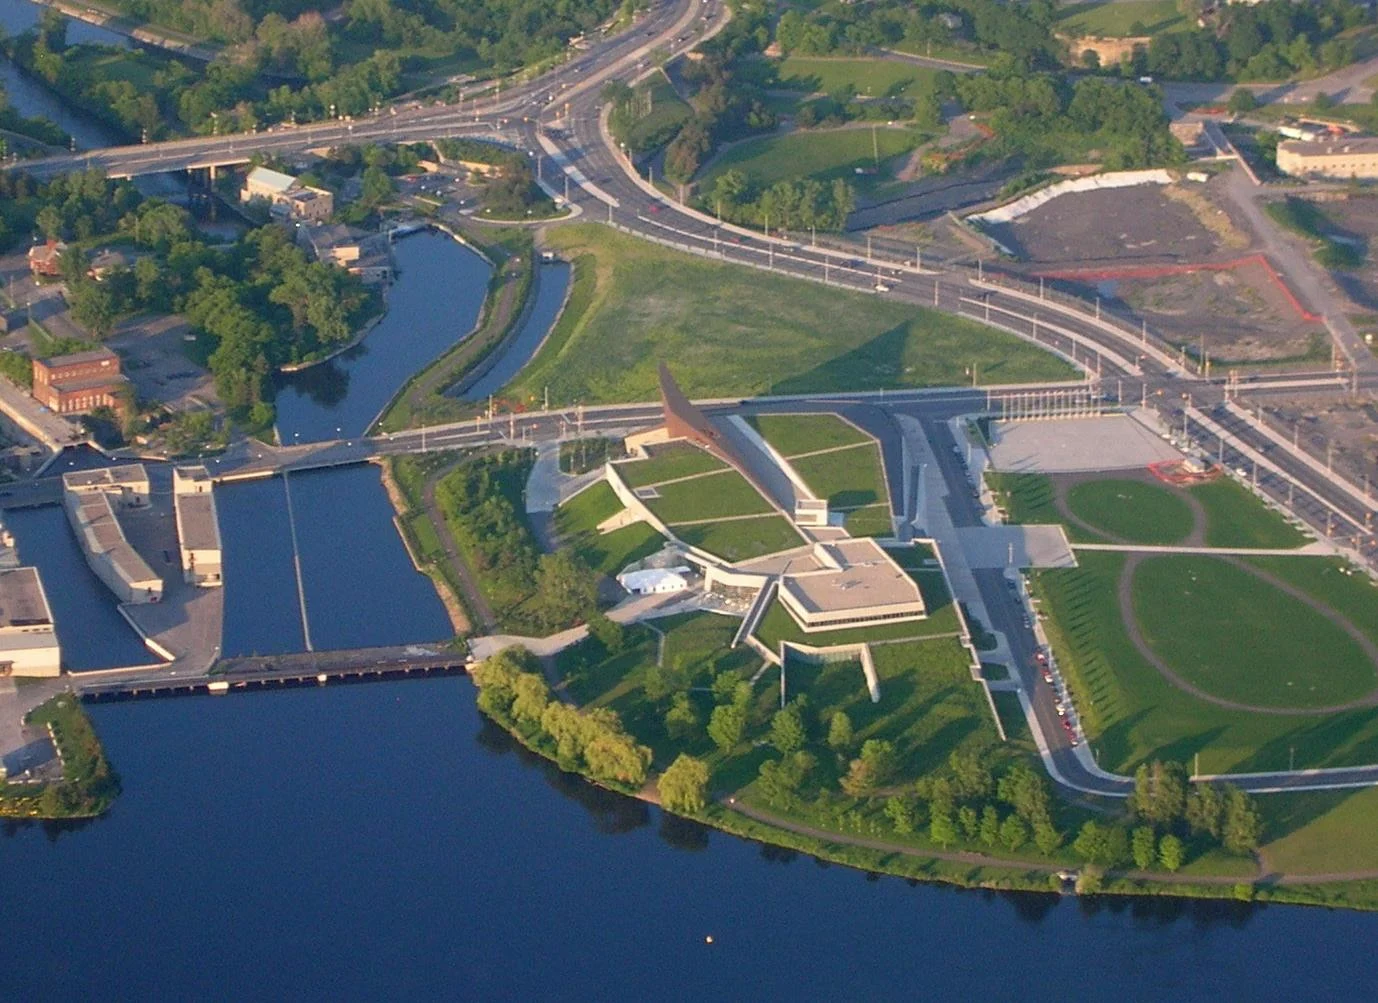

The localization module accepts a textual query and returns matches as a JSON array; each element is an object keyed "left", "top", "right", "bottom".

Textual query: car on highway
[{"left": 1042, "top": 668, "right": 1054, "bottom": 684}]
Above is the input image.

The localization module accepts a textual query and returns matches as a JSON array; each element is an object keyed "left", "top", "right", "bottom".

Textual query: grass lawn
[
  {"left": 1036, "top": 552, "right": 1378, "bottom": 775},
  {"left": 1053, "top": 0, "right": 1186, "bottom": 37},
  {"left": 748, "top": 413, "right": 871, "bottom": 456},
  {"left": 775, "top": 56, "right": 938, "bottom": 99},
  {"left": 789, "top": 443, "right": 889, "bottom": 511},
  {"left": 1245, "top": 556, "right": 1378, "bottom": 650},
  {"left": 675, "top": 515, "right": 805, "bottom": 563},
  {"left": 986, "top": 472, "right": 1098, "bottom": 540},
  {"left": 1132, "top": 556, "right": 1377, "bottom": 709},
  {"left": 1189, "top": 478, "right": 1309, "bottom": 549},
  {"left": 648, "top": 469, "right": 775, "bottom": 523},
  {"left": 614, "top": 442, "right": 727, "bottom": 488},
  {"left": 1261, "top": 787, "right": 1378, "bottom": 874},
  {"left": 623, "top": 76, "right": 692, "bottom": 152},
  {"left": 698, "top": 125, "right": 931, "bottom": 193},
  {"left": 1065, "top": 477, "right": 1195, "bottom": 545},
  {"left": 842, "top": 504, "right": 894, "bottom": 538},
  {"left": 553, "top": 481, "right": 667, "bottom": 576},
  {"left": 505, "top": 226, "right": 1077, "bottom": 404}
]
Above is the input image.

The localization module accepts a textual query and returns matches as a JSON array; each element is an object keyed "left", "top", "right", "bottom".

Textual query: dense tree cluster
[
  {"left": 949, "top": 71, "right": 1182, "bottom": 169},
  {"left": 435, "top": 452, "right": 597, "bottom": 634},
  {"left": 471, "top": 647, "right": 652, "bottom": 790},
  {"left": 1138, "top": 0, "right": 1367, "bottom": 83},
  {"left": 703, "top": 170, "right": 855, "bottom": 233}
]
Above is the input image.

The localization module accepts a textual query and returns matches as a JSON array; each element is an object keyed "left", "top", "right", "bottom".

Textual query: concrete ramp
[{"left": 956, "top": 524, "right": 1077, "bottom": 570}]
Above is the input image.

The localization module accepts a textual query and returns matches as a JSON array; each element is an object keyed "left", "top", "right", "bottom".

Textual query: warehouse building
[{"left": 173, "top": 465, "right": 222, "bottom": 587}]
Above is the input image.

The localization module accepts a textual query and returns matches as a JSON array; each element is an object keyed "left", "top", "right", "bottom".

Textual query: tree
[
  {"left": 664, "top": 692, "right": 700, "bottom": 742},
  {"left": 949, "top": 749, "right": 993, "bottom": 800},
  {"left": 1185, "top": 783, "right": 1224, "bottom": 838},
  {"left": 979, "top": 805, "right": 1001, "bottom": 847},
  {"left": 1131, "top": 826, "right": 1157, "bottom": 870},
  {"left": 1227, "top": 88, "right": 1257, "bottom": 114},
  {"left": 584, "top": 730, "right": 652, "bottom": 788},
  {"left": 587, "top": 611, "right": 625, "bottom": 654},
  {"left": 1158, "top": 833, "right": 1185, "bottom": 872},
  {"left": 769, "top": 702, "right": 806, "bottom": 755},
  {"left": 1033, "top": 820, "right": 1062, "bottom": 855},
  {"left": 510, "top": 672, "right": 550, "bottom": 724},
  {"left": 929, "top": 804, "right": 958, "bottom": 848},
  {"left": 360, "top": 164, "right": 395, "bottom": 207},
  {"left": 1073, "top": 821, "right": 1110, "bottom": 865},
  {"left": 998, "top": 762, "right": 1052, "bottom": 826},
  {"left": 958, "top": 804, "right": 980, "bottom": 842},
  {"left": 1000, "top": 814, "right": 1029, "bottom": 852},
  {"left": 885, "top": 796, "right": 915, "bottom": 834},
  {"left": 826, "top": 711, "right": 854, "bottom": 754},
  {"left": 1129, "top": 760, "right": 1187, "bottom": 827},
  {"left": 658, "top": 754, "right": 709, "bottom": 814},
  {"left": 757, "top": 751, "right": 815, "bottom": 808},
  {"left": 707, "top": 703, "right": 747, "bottom": 753},
  {"left": 1222, "top": 786, "right": 1262, "bottom": 855}
]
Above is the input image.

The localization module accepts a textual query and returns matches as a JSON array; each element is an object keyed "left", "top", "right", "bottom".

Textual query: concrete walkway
[{"left": 1071, "top": 542, "right": 1332, "bottom": 557}]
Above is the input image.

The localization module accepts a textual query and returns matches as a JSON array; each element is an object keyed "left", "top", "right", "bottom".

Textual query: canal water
[
  {"left": 459, "top": 260, "right": 571, "bottom": 403},
  {"left": 274, "top": 231, "right": 492, "bottom": 444},
  {"left": 0, "top": 676, "right": 1375, "bottom": 998}
]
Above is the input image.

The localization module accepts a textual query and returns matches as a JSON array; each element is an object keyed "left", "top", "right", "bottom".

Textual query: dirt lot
[
  {"left": 108, "top": 314, "right": 218, "bottom": 415},
  {"left": 1104, "top": 261, "right": 1327, "bottom": 364},
  {"left": 1311, "top": 193, "right": 1378, "bottom": 311},
  {"left": 987, "top": 183, "right": 1239, "bottom": 267},
  {"left": 1260, "top": 392, "right": 1378, "bottom": 497}
]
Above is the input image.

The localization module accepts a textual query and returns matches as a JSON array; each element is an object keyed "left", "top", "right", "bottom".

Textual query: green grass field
[
  {"left": 622, "top": 76, "right": 692, "bottom": 153},
  {"left": 614, "top": 442, "right": 727, "bottom": 488},
  {"left": 1132, "top": 556, "right": 1377, "bottom": 709},
  {"left": 775, "top": 56, "right": 938, "bottom": 99},
  {"left": 647, "top": 469, "right": 775, "bottom": 524},
  {"left": 1189, "top": 479, "right": 1309, "bottom": 549},
  {"left": 1261, "top": 787, "right": 1378, "bottom": 874},
  {"left": 748, "top": 413, "right": 870, "bottom": 456},
  {"left": 789, "top": 444, "right": 889, "bottom": 511},
  {"left": 1036, "top": 552, "right": 1378, "bottom": 775},
  {"left": 1053, "top": 0, "right": 1185, "bottom": 37},
  {"left": 553, "top": 482, "right": 667, "bottom": 577},
  {"left": 674, "top": 515, "right": 805, "bottom": 563},
  {"left": 698, "top": 125, "right": 930, "bottom": 192},
  {"left": 842, "top": 504, "right": 894, "bottom": 538},
  {"left": 509, "top": 227, "right": 1075, "bottom": 405},
  {"left": 986, "top": 472, "right": 1099, "bottom": 540},
  {"left": 1065, "top": 477, "right": 1195, "bottom": 545}
]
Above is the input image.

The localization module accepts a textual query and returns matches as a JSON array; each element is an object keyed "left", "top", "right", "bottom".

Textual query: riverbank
[
  {"left": 466, "top": 653, "right": 1378, "bottom": 912},
  {"left": 0, "top": 693, "right": 119, "bottom": 819},
  {"left": 372, "top": 224, "right": 535, "bottom": 434}
]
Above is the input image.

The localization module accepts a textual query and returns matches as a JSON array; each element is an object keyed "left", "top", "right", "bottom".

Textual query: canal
[
  {"left": 459, "top": 260, "right": 571, "bottom": 403},
  {"left": 0, "top": 677, "right": 1375, "bottom": 998}
]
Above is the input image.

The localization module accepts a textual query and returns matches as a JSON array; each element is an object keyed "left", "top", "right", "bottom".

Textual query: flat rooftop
[
  {"left": 47, "top": 374, "right": 131, "bottom": 394},
  {"left": 0, "top": 567, "right": 53, "bottom": 629},
  {"left": 1279, "top": 137, "right": 1378, "bottom": 157},
  {"left": 175, "top": 492, "right": 220, "bottom": 551},
  {"left": 63, "top": 464, "right": 149, "bottom": 491},
  {"left": 68, "top": 491, "right": 160, "bottom": 588},
  {"left": 779, "top": 538, "right": 925, "bottom": 619},
  {"left": 39, "top": 346, "right": 118, "bottom": 369}
]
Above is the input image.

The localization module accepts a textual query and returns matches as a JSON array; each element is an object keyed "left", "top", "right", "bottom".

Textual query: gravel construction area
[
  {"left": 1261, "top": 393, "right": 1378, "bottom": 502},
  {"left": 987, "top": 412, "right": 1183, "bottom": 473},
  {"left": 1107, "top": 261, "right": 1326, "bottom": 364},
  {"left": 986, "top": 184, "right": 1227, "bottom": 267}
]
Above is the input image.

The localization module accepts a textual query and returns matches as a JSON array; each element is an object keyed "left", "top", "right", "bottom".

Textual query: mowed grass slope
[
  {"left": 790, "top": 445, "right": 889, "bottom": 510},
  {"left": 645, "top": 468, "right": 775, "bottom": 523},
  {"left": 698, "top": 125, "right": 930, "bottom": 192},
  {"left": 1131, "top": 556, "right": 1378, "bottom": 709},
  {"left": 1036, "top": 552, "right": 1378, "bottom": 775},
  {"left": 615, "top": 442, "right": 727, "bottom": 488},
  {"left": 1065, "top": 477, "right": 1194, "bottom": 545},
  {"left": 1189, "top": 478, "right": 1309, "bottom": 549},
  {"left": 748, "top": 413, "right": 870, "bottom": 455},
  {"left": 775, "top": 56, "right": 938, "bottom": 99},
  {"left": 1054, "top": 0, "right": 1185, "bottom": 37},
  {"left": 553, "top": 481, "right": 666, "bottom": 576},
  {"left": 675, "top": 515, "right": 804, "bottom": 563},
  {"left": 509, "top": 226, "right": 1076, "bottom": 404}
]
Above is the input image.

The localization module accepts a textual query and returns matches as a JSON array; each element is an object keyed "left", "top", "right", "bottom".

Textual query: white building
[
  {"left": 62, "top": 465, "right": 163, "bottom": 604},
  {"left": 173, "top": 465, "right": 222, "bottom": 587},
  {"left": 617, "top": 566, "right": 692, "bottom": 595},
  {"left": 0, "top": 566, "right": 60, "bottom": 677},
  {"left": 241, "top": 166, "right": 334, "bottom": 222}
]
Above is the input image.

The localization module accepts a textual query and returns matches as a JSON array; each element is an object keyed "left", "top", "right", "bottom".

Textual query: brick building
[{"left": 32, "top": 346, "right": 131, "bottom": 416}]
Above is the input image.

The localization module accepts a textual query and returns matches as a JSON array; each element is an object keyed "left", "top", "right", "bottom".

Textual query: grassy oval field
[
  {"left": 1131, "top": 556, "right": 1378, "bottom": 709},
  {"left": 1066, "top": 477, "right": 1194, "bottom": 545}
]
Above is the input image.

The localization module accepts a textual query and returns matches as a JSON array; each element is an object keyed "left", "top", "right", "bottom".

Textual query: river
[
  {"left": 0, "top": 677, "right": 1374, "bottom": 998},
  {"left": 274, "top": 231, "right": 492, "bottom": 444}
]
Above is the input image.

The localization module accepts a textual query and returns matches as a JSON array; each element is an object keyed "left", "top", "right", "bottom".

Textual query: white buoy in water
[{"left": 705, "top": 935, "right": 714, "bottom": 945}]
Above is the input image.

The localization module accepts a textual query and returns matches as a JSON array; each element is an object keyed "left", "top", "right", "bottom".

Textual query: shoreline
[{"left": 472, "top": 690, "right": 1378, "bottom": 912}]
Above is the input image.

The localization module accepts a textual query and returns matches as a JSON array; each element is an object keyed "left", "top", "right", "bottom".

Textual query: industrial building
[
  {"left": 173, "top": 465, "right": 223, "bottom": 587},
  {"left": 1276, "top": 137, "right": 1378, "bottom": 179},
  {"left": 31, "top": 346, "right": 131, "bottom": 417},
  {"left": 241, "top": 166, "right": 335, "bottom": 222},
  {"left": 62, "top": 465, "right": 162, "bottom": 604},
  {"left": 0, "top": 567, "right": 61, "bottom": 677},
  {"left": 296, "top": 224, "right": 394, "bottom": 284}
]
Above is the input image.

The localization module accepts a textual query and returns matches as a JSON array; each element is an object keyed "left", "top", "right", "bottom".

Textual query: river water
[
  {"left": 0, "top": 678, "right": 1374, "bottom": 998},
  {"left": 459, "top": 260, "right": 570, "bottom": 403},
  {"left": 274, "top": 232, "right": 492, "bottom": 443}
]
